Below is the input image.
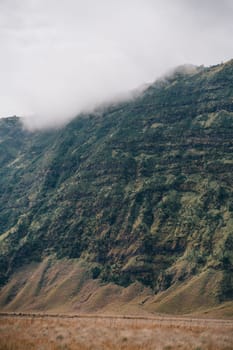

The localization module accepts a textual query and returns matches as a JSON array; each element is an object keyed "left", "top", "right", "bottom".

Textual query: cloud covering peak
[{"left": 1, "top": 0, "right": 233, "bottom": 129}]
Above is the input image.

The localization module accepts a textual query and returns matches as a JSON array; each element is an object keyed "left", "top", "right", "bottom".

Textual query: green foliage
[{"left": 91, "top": 266, "right": 102, "bottom": 279}]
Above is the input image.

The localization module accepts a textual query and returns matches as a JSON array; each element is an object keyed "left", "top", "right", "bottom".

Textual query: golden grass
[
  {"left": 148, "top": 269, "right": 223, "bottom": 315},
  {"left": 0, "top": 314, "right": 232, "bottom": 350}
]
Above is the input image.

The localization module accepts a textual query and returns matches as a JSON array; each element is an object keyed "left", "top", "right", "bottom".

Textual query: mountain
[{"left": 0, "top": 60, "right": 232, "bottom": 316}]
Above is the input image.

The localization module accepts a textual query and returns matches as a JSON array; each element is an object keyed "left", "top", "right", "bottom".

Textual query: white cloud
[{"left": 0, "top": 0, "right": 233, "bottom": 129}]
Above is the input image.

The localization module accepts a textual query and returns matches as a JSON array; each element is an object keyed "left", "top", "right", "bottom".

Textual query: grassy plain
[{"left": 0, "top": 314, "right": 232, "bottom": 350}]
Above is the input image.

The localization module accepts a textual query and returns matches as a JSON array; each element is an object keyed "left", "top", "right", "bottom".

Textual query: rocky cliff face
[{"left": 0, "top": 60, "right": 232, "bottom": 313}]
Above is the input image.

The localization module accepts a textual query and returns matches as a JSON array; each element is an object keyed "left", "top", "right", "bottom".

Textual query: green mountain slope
[{"left": 0, "top": 60, "right": 233, "bottom": 314}]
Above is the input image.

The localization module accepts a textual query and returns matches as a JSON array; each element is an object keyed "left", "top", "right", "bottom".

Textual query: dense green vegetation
[{"left": 0, "top": 60, "right": 232, "bottom": 303}]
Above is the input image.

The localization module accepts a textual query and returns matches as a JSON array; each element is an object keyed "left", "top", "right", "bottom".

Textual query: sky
[{"left": 0, "top": 0, "right": 233, "bottom": 129}]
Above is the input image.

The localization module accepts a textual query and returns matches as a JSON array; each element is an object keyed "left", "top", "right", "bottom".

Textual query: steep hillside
[{"left": 0, "top": 60, "right": 233, "bottom": 315}]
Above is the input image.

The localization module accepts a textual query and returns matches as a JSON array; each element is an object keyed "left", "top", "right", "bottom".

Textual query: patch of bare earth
[{"left": 0, "top": 315, "right": 232, "bottom": 350}]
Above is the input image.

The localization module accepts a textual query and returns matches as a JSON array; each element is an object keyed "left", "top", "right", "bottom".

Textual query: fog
[{"left": 0, "top": 0, "right": 233, "bottom": 129}]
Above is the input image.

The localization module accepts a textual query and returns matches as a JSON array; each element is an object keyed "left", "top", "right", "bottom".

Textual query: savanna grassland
[{"left": 0, "top": 314, "right": 232, "bottom": 350}]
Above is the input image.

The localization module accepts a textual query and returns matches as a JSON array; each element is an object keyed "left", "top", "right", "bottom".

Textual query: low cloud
[{"left": 0, "top": 0, "right": 233, "bottom": 129}]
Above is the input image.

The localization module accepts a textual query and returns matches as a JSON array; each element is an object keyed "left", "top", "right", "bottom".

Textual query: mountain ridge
[{"left": 0, "top": 60, "right": 233, "bottom": 315}]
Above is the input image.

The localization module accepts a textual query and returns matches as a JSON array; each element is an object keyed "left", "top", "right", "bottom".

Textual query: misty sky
[{"left": 0, "top": 0, "right": 233, "bottom": 129}]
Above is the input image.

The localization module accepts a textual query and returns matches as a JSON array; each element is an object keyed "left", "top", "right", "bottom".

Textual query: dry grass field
[{"left": 0, "top": 314, "right": 232, "bottom": 350}]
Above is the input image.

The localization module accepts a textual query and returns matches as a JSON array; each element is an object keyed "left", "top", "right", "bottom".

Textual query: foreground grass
[{"left": 0, "top": 314, "right": 232, "bottom": 350}]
